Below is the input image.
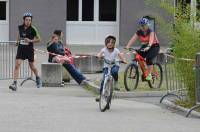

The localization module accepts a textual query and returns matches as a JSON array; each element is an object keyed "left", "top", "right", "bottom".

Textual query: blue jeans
[
  {"left": 63, "top": 63, "right": 86, "bottom": 84},
  {"left": 100, "top": 65, "right": 119, "bottom": 93}
]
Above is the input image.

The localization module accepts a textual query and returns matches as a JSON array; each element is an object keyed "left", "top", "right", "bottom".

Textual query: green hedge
[{"left": 145, "top": 0, "right": 200, "bottom": 103}]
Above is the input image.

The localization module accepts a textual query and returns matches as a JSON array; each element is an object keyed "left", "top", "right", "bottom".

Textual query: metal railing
[
  {"left": 0, "top": 41, "right": 32, "bottom": 82},
  {"left": 159, "top": 49, "right": 200, "bottom": 117},
  {"left": 186, "top": 53, "right": 200, "bottom": 117},
  {"left": 160, "top": 53, "right": 188, "bottom": 103}
]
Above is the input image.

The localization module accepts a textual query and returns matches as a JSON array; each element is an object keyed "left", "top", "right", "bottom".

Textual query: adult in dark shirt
[{"left": 9, "top": 12, "right": 41, "bottom": 91}]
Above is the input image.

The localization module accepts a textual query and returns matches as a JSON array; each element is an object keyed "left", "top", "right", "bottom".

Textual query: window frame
[
  {"left": 99, "top": 0, "right": 117, "bottom": 22},
  {"left": 66, "top": 0, "right": 79, "bottom": 21},
  {"left": 0, "top": 0, "right": 9, "bottom": 23},
  {"left": 67, "top": 0, "right": 119, "bottom": 24},
  {"left": 82, "top": 0, "right": 94, "bottom": 21}
]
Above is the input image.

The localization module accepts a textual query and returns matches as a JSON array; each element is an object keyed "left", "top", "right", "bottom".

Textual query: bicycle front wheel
[
  {"left": 124, "top": 63, "right": 139, "bottom": 91},
  {"left": 148, "top": 63, "right": 163, "bottom": 89},
  {"left": 99, "top": 78, "right": 113, "bottom": 112}
]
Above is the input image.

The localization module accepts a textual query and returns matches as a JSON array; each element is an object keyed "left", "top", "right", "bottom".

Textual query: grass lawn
[{"left": 95, "top": 71, "right": 167, "bottom": 92}]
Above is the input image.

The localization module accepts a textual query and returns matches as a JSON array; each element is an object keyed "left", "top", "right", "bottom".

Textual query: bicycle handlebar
[
  {"left": 95, "top": 56, "right": 126, "bottom": 64},
  {"left": 104, "top": 59, "right": 125, "bottom": 65},
  {"left": 124, "top": 47, "right": 145, "bottom": 52}
]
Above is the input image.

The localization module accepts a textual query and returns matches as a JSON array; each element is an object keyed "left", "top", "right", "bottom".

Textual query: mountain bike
[{"left": 124, "top": 48, "right": 163, "bottom": 91}]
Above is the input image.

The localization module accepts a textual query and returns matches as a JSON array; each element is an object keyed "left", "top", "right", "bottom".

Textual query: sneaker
[
  {"left": 81, "top": 79, "right": 90, "bottom": 85},
  {"left": 145, "top": 74, "right": 152, "bottom": 81},
  {"left": 114, "top": 81, "right": 120, "bottom": 91},
  {"left": 9, "top": 83, "right": 17, "bottom": 91},
  {"left": 36, "top": 77, "right": 42, "bottom": 88}
]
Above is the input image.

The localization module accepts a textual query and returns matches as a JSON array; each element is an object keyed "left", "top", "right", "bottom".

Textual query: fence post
[
  {"left": 195, "top": 53, "right": 200, "bottom": 104},
  {"left": 186, "top": 53, "right": 200, "bottom": 117}
]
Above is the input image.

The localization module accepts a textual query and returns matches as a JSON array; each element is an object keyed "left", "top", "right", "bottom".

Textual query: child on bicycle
[
  {"left": 96, "top": 36, "right": 127, "bottom": 101},
  {"left": 125, "top": 17, "right": 160, "bottom": 81}
]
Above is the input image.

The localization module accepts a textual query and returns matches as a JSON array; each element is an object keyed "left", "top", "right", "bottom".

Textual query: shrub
[{"left": 145, "top": 0, "right": 200, "bottom": 103}]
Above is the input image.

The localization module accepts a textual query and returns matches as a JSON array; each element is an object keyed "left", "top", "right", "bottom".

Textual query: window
[
  {"left": 99, "top": 0, "right": 117, "bottom": 21},
  {"left": 82, "top": 0, "right": 94, "bottom": 21},
  {"left": 67, "top": 0, "right": 79, "bottom": 21},
  {"left": 0, "top": 1, "right": 6, "bottom": 20},
  {"left": 197, "top": 0, "right": 200, "bottom": 21}
]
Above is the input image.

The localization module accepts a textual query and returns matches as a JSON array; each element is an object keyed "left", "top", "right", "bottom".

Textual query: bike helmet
[
  {"left": 138, "top": 17, "right": 149, "bottom": 26},
  {"left": 23, "top": 12, "right": 32, "bottom": 19}
]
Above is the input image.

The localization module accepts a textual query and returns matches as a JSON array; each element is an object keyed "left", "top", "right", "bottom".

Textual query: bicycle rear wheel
[
  {"left": 148, "top": 63, "right": 163, "bottom": 89},
  {"left": 99, "top": 78, "right": 113, "bottom": 112},
  {"left": 124, "top": 63, "right": 139, "bottom": 91}
]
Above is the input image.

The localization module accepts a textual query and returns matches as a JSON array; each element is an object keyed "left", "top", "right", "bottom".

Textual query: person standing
[{"left": 9, "top": 12, "right": 41, "bottom": 91}]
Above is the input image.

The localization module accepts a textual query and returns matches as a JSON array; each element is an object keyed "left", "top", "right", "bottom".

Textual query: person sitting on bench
[{"left": 47, "top": 34, "right": 88, "bottom": 85}]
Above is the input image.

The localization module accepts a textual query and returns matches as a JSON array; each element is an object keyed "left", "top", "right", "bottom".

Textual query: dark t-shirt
[
  {"left": 18, "top": 24, "right": 38, "bottom": 47},
  {"left": 47, "top": 41, "right": 65, "bottom": 62},
  {"left": 16, "top": 25, "right": 40, "bottom": 62}
]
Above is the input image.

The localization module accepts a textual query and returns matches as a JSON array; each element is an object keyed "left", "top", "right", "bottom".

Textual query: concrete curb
[
  {"left": 162, "top": 99, "right": 200, "bottom": 118},
  {"left": 84, "top": 81, "right": 165, "bottom": 98},
  {"left": 83, "top": 82, "right": 100, "bottom": 95},
  {"left": 85, "top": 81, "right": 200, "bottom": 118},
  {"left": 114, "top": 91, "right": 165, "bottom": 98}
]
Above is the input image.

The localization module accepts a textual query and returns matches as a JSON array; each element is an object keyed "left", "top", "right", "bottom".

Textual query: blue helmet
[
  {"left": 23, "top": 12, "right": 32, "bottom": 19},
  {"left": 138, "top": 17, "right": 149, "bottom": 25}
]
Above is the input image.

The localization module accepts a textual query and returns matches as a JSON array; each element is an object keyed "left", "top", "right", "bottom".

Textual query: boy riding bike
[
  {"left": 96, "top": 35, "right": 127, "bottom": 102},
  {"left": 125, "top": 17, "right": 160, "bottom": 81}
]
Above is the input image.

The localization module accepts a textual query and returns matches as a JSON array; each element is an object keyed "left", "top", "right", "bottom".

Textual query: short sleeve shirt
[
  {"left": 100, "top": 47, "right": 120, "bottom": 68},
  {"left": 18, "top": 24, "right": 40, "bottom": 47}
]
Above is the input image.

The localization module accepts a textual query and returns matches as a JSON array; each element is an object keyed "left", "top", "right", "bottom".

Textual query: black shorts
[
  {"left": 16, "top": 45, "right": 34, "bottom": 62},
  {"left": 138, "top": 44, "right": 160, "bottom": 65}
]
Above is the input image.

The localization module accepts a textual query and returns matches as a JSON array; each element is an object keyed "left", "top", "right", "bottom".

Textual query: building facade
[{"left": 0, "top": 0, "right": 199, "bottom": 46}]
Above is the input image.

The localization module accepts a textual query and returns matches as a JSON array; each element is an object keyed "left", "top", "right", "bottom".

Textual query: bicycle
[
  {"left": 124, "top": 48, "right": 163, "bottom": 91},
  {"left": 99, "top": 58, "right": 125, "bottom": 112}
]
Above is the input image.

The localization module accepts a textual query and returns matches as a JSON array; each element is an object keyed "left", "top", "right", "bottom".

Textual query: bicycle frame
[
  {"left": 102, "top": 60, "right": 114, "bottom": 94},
  {"left": 132, "top": 52, "right": 148, "bottom": 77},
  {"left": 133, "top": 50, "right": 160, "bottom": 79},
  {"left": 129, "top": 48, "right": 159, "bottom": 79},
  {"left": 101, "top": 58, "right": 123, "bottom": 94},
  {"left": 124, "top": 48, "right": 163, "bottom": 90},
  {"left": 102, "top": 75, "right": 112, "bottom": 94}
]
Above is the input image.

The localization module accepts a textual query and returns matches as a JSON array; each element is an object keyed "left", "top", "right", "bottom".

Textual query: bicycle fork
[{"left": 102, "top": 75, "right": 113, "bottom": 97}]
